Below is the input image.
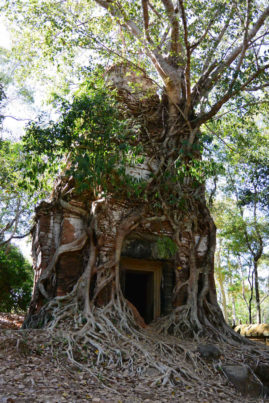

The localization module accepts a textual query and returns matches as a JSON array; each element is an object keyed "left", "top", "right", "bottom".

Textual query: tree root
[
  {"left": 24, "top": 291, "right": 268, "bottom": 402},
  {"left": 23, "top": 277, "right": 269, "bottom": 403},
  {"left": 151, "top": 302, "right": 267, "bottom": 353},
  {"left": 30, "top": 293, "right": 209, "bottom": 387}
]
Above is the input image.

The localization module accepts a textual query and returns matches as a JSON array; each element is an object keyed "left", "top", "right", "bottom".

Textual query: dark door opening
[{"left": 124, "top": 270, "right": 154, "bottom": 324}]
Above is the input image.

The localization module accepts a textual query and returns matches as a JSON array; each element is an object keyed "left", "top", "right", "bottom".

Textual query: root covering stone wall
[{"left": 30, "top": 196, "right": 179, "bottom": 318}]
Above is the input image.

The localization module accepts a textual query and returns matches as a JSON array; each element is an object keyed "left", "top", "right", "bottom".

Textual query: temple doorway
[{"left": 120, "top": 257, "right": 162, "bottom": 324}]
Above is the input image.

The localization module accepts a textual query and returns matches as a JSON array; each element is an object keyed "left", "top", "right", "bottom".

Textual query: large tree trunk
[
  {"left": 254, "top": 260, "right": 261, "bottom": 324},
  {"left": 24, "top": 65, "right": 235, "bottom": 343}
]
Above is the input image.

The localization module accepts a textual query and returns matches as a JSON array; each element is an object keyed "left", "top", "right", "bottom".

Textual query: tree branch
[
  {"left": 193, "top": 6, "right": 269, "bottom": 105},
  {"left": 160, "top": 0, "right": 182, "bottom": 54},
  {"left": 0, "top": 115, "right": 32, "bottom": 122},
  {"left": 12, "top": 229, "right": 32, "bottom": 240},
  {"left": 201, "top": 5, "right": 236, "bottom": 74},
  {"left": 141, "top": 0, "right": 151, "bottom": 42},
  {"left": 178, "top": 0, "right": 191, "bottom": 109},
  {"left": 212, "top": 99, "right": 269, "bottom": 120},
  {"left": 204, "top": 124, "right": 235, "bottom": 151},
  {"left": 227, "top": 0, "right": 251, "bottom": 94},
  {"left": 193, "top": 63, "right": 269, "bottom": 126},
  {"left": 189, "top": 15, "right": 216, "bottom": 54},
  {"left": 0, "top": 199, "right": 22, "bottom": 246},
  {"left": 95, "top": 0, "right": 180, "bottom": 89},
  {"left": 244, "top": 83, "right": 269, "bottom": 91},
  {"left": 148, "top": 1, "right": 162, "bottom": 19}
]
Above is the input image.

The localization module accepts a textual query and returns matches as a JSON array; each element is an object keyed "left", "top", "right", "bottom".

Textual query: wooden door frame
[{"left": 120, "top": 257, "right": 162, "bottom": 320}]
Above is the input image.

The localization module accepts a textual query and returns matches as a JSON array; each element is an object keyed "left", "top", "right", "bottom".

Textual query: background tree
[
  {"left": 0, "top": 139, "right": 37, "bottom": 245},
  {"left": 0, "top": 243, "right": 33, "bottom": 312},
  {"left": 0, "top": 38, "right": 43, "bottom": 246},
  {"left": 211, "top": 110, "right": 269, "bottom": 324},
  {"left": 224, "top": 113, "right": 268, "bottom": 324},
  {"left": 0, "top": 42, "right": 35, "bottom": 132}
]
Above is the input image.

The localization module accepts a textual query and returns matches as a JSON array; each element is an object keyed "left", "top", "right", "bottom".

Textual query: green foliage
[
  {"left": 2, "top": 0, "right": 269, "bottom": 324},
  {"left": 175, "top": 156, "right": 224, "bottom": 185},
  {"left": 212, "top": 111, "right": 269, "bottom": 323},
  {"left": 156, "top": 236, "right": 177, "bottom": 259},
  {"left": 22, "top": 74, "right": 145, "bottom": 197},
  {"left": 206, "top": 108, "right": 269, "bottom": 210},
  {"left": 0, "top": 244, "right": 33, "bottom": 312},
  {"left": 3, "top": 0, "right": 268, "bottom": 112},
  {"left": 214, "top": 197, "right": 269, "bottom": 324},
  {"left": 0, "top": 44, "right": 35, "bottom": 120},
  {"left": 0, "top": 140, "right": 25, "bottom": 193},
  {"left": 206, "top": 107, "right": 269, "bottom": 323},
  {"left": 3, "top": 0, "right": 268, "bottom": 207}
]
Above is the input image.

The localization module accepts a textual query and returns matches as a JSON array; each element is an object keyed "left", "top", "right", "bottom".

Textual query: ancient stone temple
[
  {"left": 25, "top": 63, "right": 215, "bottom": 334},
  {"left": 27, "top": 65, "right": 175, "bottom": 326},
  {"left": 30, "top": 193, "right": 177, "bottom": 326}
]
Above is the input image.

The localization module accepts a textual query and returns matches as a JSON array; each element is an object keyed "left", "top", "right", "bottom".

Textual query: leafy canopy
[
  {"left": 23, "top": 74, "right": 146, "bottom": 197},
  {"left": 4, "top": 0, "right": 269, "bottom": 122}
]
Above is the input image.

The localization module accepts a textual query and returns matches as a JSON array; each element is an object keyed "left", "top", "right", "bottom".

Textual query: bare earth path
[{"left": 0, "top": 314, "right": 267, "bottom": 403}]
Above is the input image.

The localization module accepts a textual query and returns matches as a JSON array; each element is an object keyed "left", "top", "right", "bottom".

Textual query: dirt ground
[{"left": 0, "top": 313, "right": 267, "bottom": 403}]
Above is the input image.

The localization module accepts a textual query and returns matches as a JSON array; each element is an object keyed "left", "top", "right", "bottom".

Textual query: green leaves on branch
[
  {"left": 174, "top": 157, "right": 224, "bottom": 185},
  {"left": 22, "top": 77, "right": 144, "bottom": 197}
]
